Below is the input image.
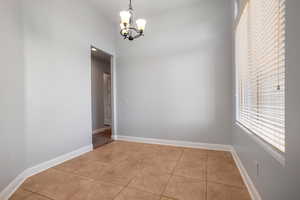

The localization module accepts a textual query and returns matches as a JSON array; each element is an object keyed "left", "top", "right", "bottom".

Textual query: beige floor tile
[
  {"left": 180, "top": 148, "right": 208, "bottom": 163},
  {"left": 21, "top": 169, "right": 93, "bottom": 200},
  {"left": 70, "top": 180, "right": 123, "bottom": 200},
  {"left": 73, "top": 161, "right": 109, "bottom": 179},
  {"left": 138, "top": 145, "right": 160, "bottom": 159},
  {"left": 82, "top": 149, "right": 128, "bottom": 165},
  {"left": 207, "top": 182, "right": 251, "bottom": 200},
  {"left": 230, "top": 187, "right": 252, "bottom": 200},
  {"left": 96, "top": 168, "right": 133, "bottom": 186},
  {"left": 173, "top": 159, "right": 206, "bottom": 180},
  {"left": 54, "top": 156, "right": 109, "bottom": 177},
  {"left": 114, "top": 188, "right": 160, "bottom": 200},
  {"left": 207, "top": 151, "right": 235, "bottom": 166},
  {"left": 141, "top": 144, "right": 183, "bottom": 161},
  {"left": 163, "top": 175, "right": 206, "bottom": 200},
  {"left": 207, "top": 150, "right": 233, "bottom": 160},
  {"left": 155, "top": 145, "right": 183, "bottom": 161},
  {"left": 21, "top": 168, "right": 124, "bottom": 200},
  {"left": 102, "top": 141, "right": 145, "bottom": 153},
  {"left": 141, "top": 157, "right": 177, "bottom": 173},
  {"left": 94, "top": 143, "right": 124, "bottom": 154},
  {"left": 9, "top": 189, "right": 33, "bottom": 200},
  {"left": 160, "top": 197, "right": 174, "bottom": 200},
  {"left": 93, "top": 141, "right": 146, "bottom": 163},
  {"left": 54, "top": 156, "right": 87, "bottom": 173},
  {"left": 207, "top": 158, "right": 245, "bottom": 188},
  {"left": 22, "top": 194, "right": 51, "bottom": 200},
  {"left": 123, "top": 151, "right": 146, "bottom": 163},
  {"left": 96, "top": 159, "right": 142, "bottom": 186},
  {"left": 128, "top": 170, "right": 171, "bottom": 194},
  {"left": 10, "top": 189, "right": 51, "bottom": 200}
]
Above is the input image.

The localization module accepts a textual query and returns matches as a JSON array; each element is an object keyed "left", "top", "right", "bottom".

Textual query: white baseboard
[
  {"left": 92, "top": 127, "right": 110, "bottom": 134},
  {"left": 0, "top": 172, "right": 27, "bottom": 200},
  {"left": 0, "top": 144, "right": 93, "bottom": 200},
  {"left": 231, "top": 149, "right": 262, "bottom": 200},
  {"left": 112, "top": 134, "right": 118, "bottom": 140},
  {"left": 114, "top": 135, "right": 232, "bottom": 152}
]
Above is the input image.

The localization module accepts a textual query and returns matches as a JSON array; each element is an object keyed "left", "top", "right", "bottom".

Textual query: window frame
[{"left": 234, "top": 0, "right": 286, "bottom": 158}]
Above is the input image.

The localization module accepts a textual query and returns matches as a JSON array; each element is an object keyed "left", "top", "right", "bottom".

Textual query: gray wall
[
  {"left": 0, "top": 0, "right": 26, "bottom": 192},
  {"left": 232, "top": 0, "right": 300, "bottom": 199},
  {"left": 0, "top": 0, "right": 116, "bottom": 192},
  {"left": 91, "top": 55, "right": 111, "bottom": 131},
  {"left": 116, "top": 0, "right": 233, "bottom": 144},
  {"left": 22, "top": 0, "right": 116, "bottom": 167}
]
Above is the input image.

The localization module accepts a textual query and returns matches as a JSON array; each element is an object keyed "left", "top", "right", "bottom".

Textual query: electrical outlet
[{"left": 255, "top": 160, "right": 260, "bottom": 177}]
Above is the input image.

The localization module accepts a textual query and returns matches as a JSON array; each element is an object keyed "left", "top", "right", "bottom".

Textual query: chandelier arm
[
  {"left": 132, "top": 33, "right": 143, "bottom": 39},
  {"left": 129, "top": 27, "right": 143, "bottom": 38},
  {"left": 120, "top": 27, "right": 143, "bottom": 41},
  {"left": 128, "top": 27, "right": 143, "bottom": 39},
  {"left": 128, "top": 27, "right": 139, "bottom": 32}
]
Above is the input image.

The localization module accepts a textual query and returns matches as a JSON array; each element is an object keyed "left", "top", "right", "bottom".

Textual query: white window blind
[{"left": 235, "top": 0, "right": 286, "bottom": 152}]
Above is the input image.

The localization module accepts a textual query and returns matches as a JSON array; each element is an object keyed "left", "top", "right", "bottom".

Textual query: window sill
[{"left": 235, "top": 121, "right": 286, "bottom": 167}]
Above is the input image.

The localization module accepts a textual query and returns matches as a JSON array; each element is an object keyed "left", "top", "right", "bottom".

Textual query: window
[{"left": 235, "top": 0, "right": 286, "bottom": 152}]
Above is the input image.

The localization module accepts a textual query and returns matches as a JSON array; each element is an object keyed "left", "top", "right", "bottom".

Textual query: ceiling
[{"left": 89, "top": 0, "right": 201, "bottom": 23}]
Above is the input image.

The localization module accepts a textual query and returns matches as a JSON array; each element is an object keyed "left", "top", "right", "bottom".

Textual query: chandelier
[{"left": 119, "top": 0, "right": 146, "bottom": 41}]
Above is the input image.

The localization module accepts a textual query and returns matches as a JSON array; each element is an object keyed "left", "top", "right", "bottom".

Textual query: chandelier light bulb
[
  {"left": 136, "top": 19, "right": 146, "bottom": 31},
  {"left": 121, "top": 29, "right": 128, "bottom": 35},
  {"left": 120, "top": 10, "right": 131, "bottom": 25}
]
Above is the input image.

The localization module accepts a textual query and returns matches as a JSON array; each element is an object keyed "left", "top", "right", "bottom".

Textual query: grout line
[
  {"left": 113, "top": 147, "right": 185, "bottom": 198},
  {"left": 160, "top": 195, "right": 180, "bottom": 200},
  {"left": 126, "top": 186, "right": 165, "bottom": 197},
  {"left": 207, "top": 180, "right": 247, "bottom": 190},
  {"left": 160, "top": 149, "right": 185, "bottom": 197},
  {"left": 21, "top": 188, "right": 55, "bottom": 200},
  {"left": 111, "top": 183, "right": 129, "bottom": 200},
  {"left": 167, "top": 174, "right": 205, "bottom": 181},
  {"left": 50, "top": 168, "right": 96, "bottom": 182},
  {"left": 120, "top": 146, "right": 187, "bottom": 198},
  {"left": 111, "top": 171, "right": 142, "bottom": 200},
  {"left": 112, "top": 155, "right": 147, "bottom": 199}
]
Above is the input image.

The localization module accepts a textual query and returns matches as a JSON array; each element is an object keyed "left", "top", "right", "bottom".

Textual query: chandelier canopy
[{"left": 119, "top": 0, "right": 146, "bottom": 41}]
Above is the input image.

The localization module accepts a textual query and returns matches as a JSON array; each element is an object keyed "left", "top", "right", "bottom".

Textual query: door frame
[
  {"left": 103, "top": 72, "right": 112, "bottom": 126},
  {"left": 90, "top": 45, "right": 117, "bottom": 140}
]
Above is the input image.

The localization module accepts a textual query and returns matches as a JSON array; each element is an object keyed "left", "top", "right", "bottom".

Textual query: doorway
[{"left": 91, "top": 46, "right": 113, "bottom": 149}]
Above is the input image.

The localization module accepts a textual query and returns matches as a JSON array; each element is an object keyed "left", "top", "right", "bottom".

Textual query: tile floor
[{"left": 10, "top": 141, "right": 251, "bottom": 200}]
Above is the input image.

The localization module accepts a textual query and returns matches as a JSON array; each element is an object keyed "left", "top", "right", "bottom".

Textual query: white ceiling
[{"left": 90, "top": 0, "right": 201, "bottom": 23}]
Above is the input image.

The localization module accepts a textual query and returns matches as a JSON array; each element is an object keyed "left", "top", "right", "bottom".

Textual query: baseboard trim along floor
[
  {"left": 231, "top": 149, "right": 262, "bottom": 200},
  {"left": 113, "top": 135, "right": 232, "bottom": 152},
  {"left": 1, "top": 136, "right": 261, "bottom": 200},
  {"left": 0, "top": 145, "right": 93, "bottom": 200}
]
